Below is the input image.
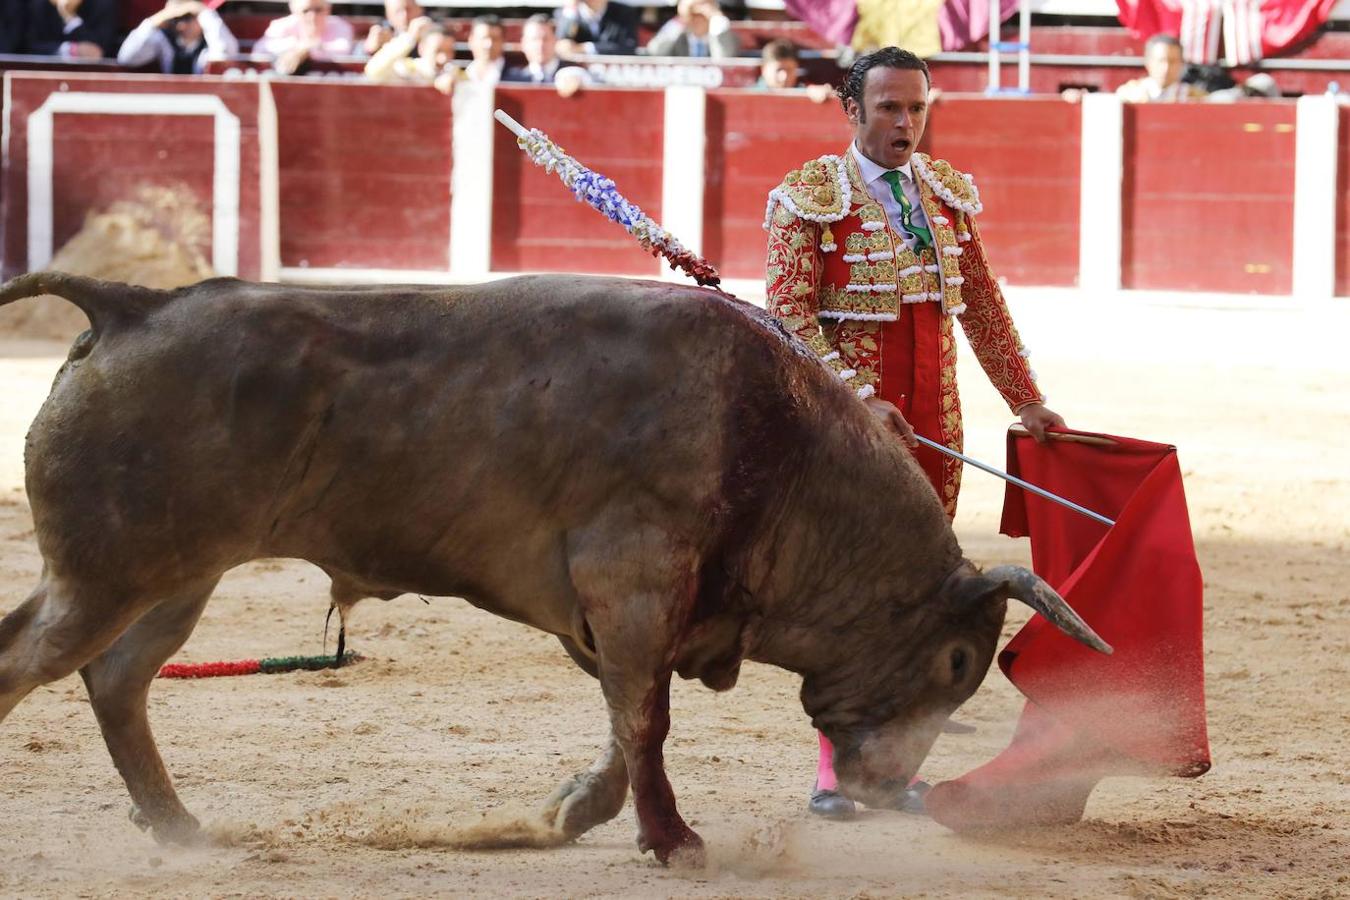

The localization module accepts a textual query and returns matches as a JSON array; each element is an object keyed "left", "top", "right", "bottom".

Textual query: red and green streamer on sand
[{"left": 158, "top": 652, "right": 363, "bottom": 679}]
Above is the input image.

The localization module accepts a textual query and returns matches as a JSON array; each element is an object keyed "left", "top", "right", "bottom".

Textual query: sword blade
[{"left": 914, "top": 435, "right": 1115, "bottom": 527}]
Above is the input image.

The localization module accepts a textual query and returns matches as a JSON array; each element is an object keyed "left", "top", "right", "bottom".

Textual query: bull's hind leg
[
  {"left": 78, "top": 578, "right": 219, "bottom": 845},
  {"left": 536, "top": 639, "right": 629, "bottom": 841},
  {"left": 0, "top": 578, "right": 151, "bottom": 726},
  {"left": 0, "top": 586, "right": 47, "bottom": 725},
  {"left": 568, "top": 520, "right": 704, "bottom": 867},
  {"left": 538, "top": 737, "right": 628, "bottom": 841}
]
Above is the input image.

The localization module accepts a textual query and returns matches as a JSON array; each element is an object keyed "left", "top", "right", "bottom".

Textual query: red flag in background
[
  {"left": 1255, "top": 0, "right": 1339, "bottom": 58},
  {"left": 1116, "top": 0, "right": 1185, "bottom": 48},
  {"left": 1115, "top": 0, "right": 1336, "bottom": 62},
  {"left": 926, "top": 430, "right": 1210, "bottom": 830}
]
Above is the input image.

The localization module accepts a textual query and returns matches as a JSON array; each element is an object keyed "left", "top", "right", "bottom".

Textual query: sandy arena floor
[{"left": 0, "top": 288, "right": 1347, "bottom": 898}]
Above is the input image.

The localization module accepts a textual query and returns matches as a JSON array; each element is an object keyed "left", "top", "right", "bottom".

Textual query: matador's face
[{"left": 846, "top": 67, "right": 929, "bottom": 171}]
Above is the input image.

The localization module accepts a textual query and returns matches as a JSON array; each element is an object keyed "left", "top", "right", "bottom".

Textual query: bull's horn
[{"left": 985, "top": 565, "right": 1113, "bottom": 655}]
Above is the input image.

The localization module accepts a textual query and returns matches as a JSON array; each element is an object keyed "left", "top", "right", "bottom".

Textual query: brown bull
[{"left": 0, "top": 272, "right": 1107, "bottom": 865}]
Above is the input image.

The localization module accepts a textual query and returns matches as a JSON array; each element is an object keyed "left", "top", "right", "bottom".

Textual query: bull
[{"left": 0, "top": 272, "right": 1108, "bottom": 865}]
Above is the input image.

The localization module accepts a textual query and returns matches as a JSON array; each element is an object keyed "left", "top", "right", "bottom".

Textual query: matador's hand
[
  {"left": 864, "top": 397, "right": 917, "bottom": 447},
  {"left": 1017, "top": 402, "right": 1066, "bottom": 443}
]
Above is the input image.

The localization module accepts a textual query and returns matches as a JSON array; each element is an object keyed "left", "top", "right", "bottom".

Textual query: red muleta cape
[{"left": 927, "top": 429, "right": 1211, "bottom": 830}]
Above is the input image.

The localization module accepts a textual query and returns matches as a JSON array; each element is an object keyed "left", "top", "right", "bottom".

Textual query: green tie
[{"left": 881, "top": 169, "right": 932, "bottom": 251}]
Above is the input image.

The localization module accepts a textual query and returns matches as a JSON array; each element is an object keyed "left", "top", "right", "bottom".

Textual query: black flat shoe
[{"left": 808, "top": 787, "right": 858, "bottom": 820}]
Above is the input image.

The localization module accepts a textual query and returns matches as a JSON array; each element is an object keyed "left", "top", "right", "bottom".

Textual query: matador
[{"left": 763, "top": 46, "right": 1066, "bottom": 820}]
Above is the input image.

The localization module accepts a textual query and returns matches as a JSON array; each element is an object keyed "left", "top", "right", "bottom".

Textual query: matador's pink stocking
[{"left": 816, "top": 731, "right": 839, "bottom": 791}]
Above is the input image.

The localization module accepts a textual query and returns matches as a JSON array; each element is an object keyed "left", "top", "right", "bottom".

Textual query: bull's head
[{"left": 807, "top": 561, "right": 1110, "bottom": 809}]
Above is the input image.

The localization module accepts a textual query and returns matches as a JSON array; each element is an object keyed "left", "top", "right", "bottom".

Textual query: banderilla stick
[{"left": 914, "top": 434, "right": 1116, "bottom": 527}]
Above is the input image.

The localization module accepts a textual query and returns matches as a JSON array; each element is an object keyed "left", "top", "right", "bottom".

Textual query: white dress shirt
[
  {"left": 116, "top": 8, "right": 239, "bottom": 73},
  {"left": 466, "top": 56, "right": 504, "bottom": 83},
  {"left": 850, "top": 142, "right": 931, "bottom": 252},
  {"left": 528, "top": 59, "right": 561, "bottom": 83}
]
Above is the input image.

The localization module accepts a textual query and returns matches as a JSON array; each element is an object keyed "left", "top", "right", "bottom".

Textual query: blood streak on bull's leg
[{"left": 567, "top": 517, "right": 706, "bottom": 865}]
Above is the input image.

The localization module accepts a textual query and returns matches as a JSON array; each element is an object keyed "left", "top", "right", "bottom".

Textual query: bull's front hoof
[
  {"left": 129, "top": 805, "right": 204, "bottom": 846},
  {"left": 539, "top": 771, "right": 627, "bottom": 842},
  {"left": 128, "top": 805, "right": 152, "bottom": 833},
  {"left": 639, "top": 825, "right": 705, "bottom": 868}
]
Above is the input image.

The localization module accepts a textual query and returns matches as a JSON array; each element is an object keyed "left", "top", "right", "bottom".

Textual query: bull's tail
[{"left": 0, "top": 272, "right": 170, "bottom": 335}]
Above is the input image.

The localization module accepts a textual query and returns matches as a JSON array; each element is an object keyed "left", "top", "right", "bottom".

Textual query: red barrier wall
[
  {"left": 491, "top": 86, "right": 665, "bottom": 276},
  {"left": 272, "top": 80, "right": 452, "bottom": 271},
  {"left": 1, "top": 73, "right": 263, "bottom": 282},
  {"left": 703, "top": 92, "right": 851, "bottom": 281},
  {"left": 704, "top": 95, "right": 1081, "bottom": 286},
  {"left": 926, "top": 61, "right": 1339, "bottom": 97},
  {"left": 1338, "top": 107, "right": 1350, "bottom": 297},
  {"left": 924, "top": 98, "right": 1082, "bottom": 287},
  {"left": 0, "top": 75, "right": 1328, "bottom": 297},
  {"left": 1121, "top": 103, "right": 1295, "bottom": 294}
]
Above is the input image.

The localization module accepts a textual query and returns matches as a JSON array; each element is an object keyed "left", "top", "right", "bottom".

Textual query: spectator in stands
[
  {"left": 1116, "top": 34, "right": 1206, "bottom": 102},
  {"left": 462, "top": 14, "right": 506, "bottom": 83},
  {"left": 363, "top": 15, "right": 456, "bottom": 89},
  {"left": 554, "top": 0, "right": 639, "bottom": 57},
  {"left": 505, "top": 13, "right": 590, "bottom": 97},
  {"left": 646, "top": 0, "right": 740, "bottom": 58},
  {"left": 117, "top": 0, "right": 238, "bottom": 74},
  {"left": 404, "top": 13, "right": 504, "bottom": 94},
  {"left": 10, "top": 0, "right": 118, "bottom": 59},
  {"left": 399, "top": 12, "right": 507, "bottom": 95},
  {"left": 755, "top": 39, "right": 834, "bottom": 103},
  {"left": 362, "top": 0, "right": 421, "bottom": 57},
  {"left": 254, "top": 0, "right": 355, "bottom": 73},
  {"left": 758, "top": 39, "right": 800, "bottom": 88}
]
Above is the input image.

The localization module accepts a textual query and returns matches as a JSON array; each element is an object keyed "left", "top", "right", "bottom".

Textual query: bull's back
[
  {"left": 268, "top": 277, "right": 814, "bottom": 574},
  {"left": 24, "top": 276, "right": 821, "bottom": 608}
]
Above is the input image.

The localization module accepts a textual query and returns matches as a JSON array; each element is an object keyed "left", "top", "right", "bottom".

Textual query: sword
[{"left": 914, "top": 433, "right": 1116, "bottom": 527}]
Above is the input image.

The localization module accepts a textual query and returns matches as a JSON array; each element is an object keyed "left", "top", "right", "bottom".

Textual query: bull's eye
[{"left": 950, "top": 647, "right": 968, "bottom": 678}]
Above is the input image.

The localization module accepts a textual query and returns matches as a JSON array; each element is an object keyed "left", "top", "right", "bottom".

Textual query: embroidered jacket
[{"left": 764, "top": 150, "right": 1043, "bottom": 411}]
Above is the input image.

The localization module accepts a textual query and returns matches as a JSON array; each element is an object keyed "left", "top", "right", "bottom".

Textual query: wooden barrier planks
[
  {"left": 1337, "top": 106, "right": 1350, "bottom": 297},
  {"left": 48, "top": 113, "right": 216, "bottom": 256},
  {"left": 1, "top": 72, "right": 264, "bottom": 281},
  {"left": 924, "top": 97, "right": 1083, "bottom": 287},
  {"left": 705, "top": 94, "right": 1080, "bottom": 287},
  {"left": 491, "top": 86, "right": 664, "bottom": 276},
  {"left": 1121, "top": 102, "right": 1295, "bottom": 294},
  {"left": 0, "top": 74, "right": 1330, "bottom": 297},
  {"left": 703, "top": 91, "right": 850, "bottom": 281},
  {"left": 271, "top": 80, "right": 452, "bottom": 272}
]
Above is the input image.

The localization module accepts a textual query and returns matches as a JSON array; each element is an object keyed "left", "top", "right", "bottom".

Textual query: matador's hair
[{"left": 836, "top": 47, "right": 931, "bottom": 117}]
